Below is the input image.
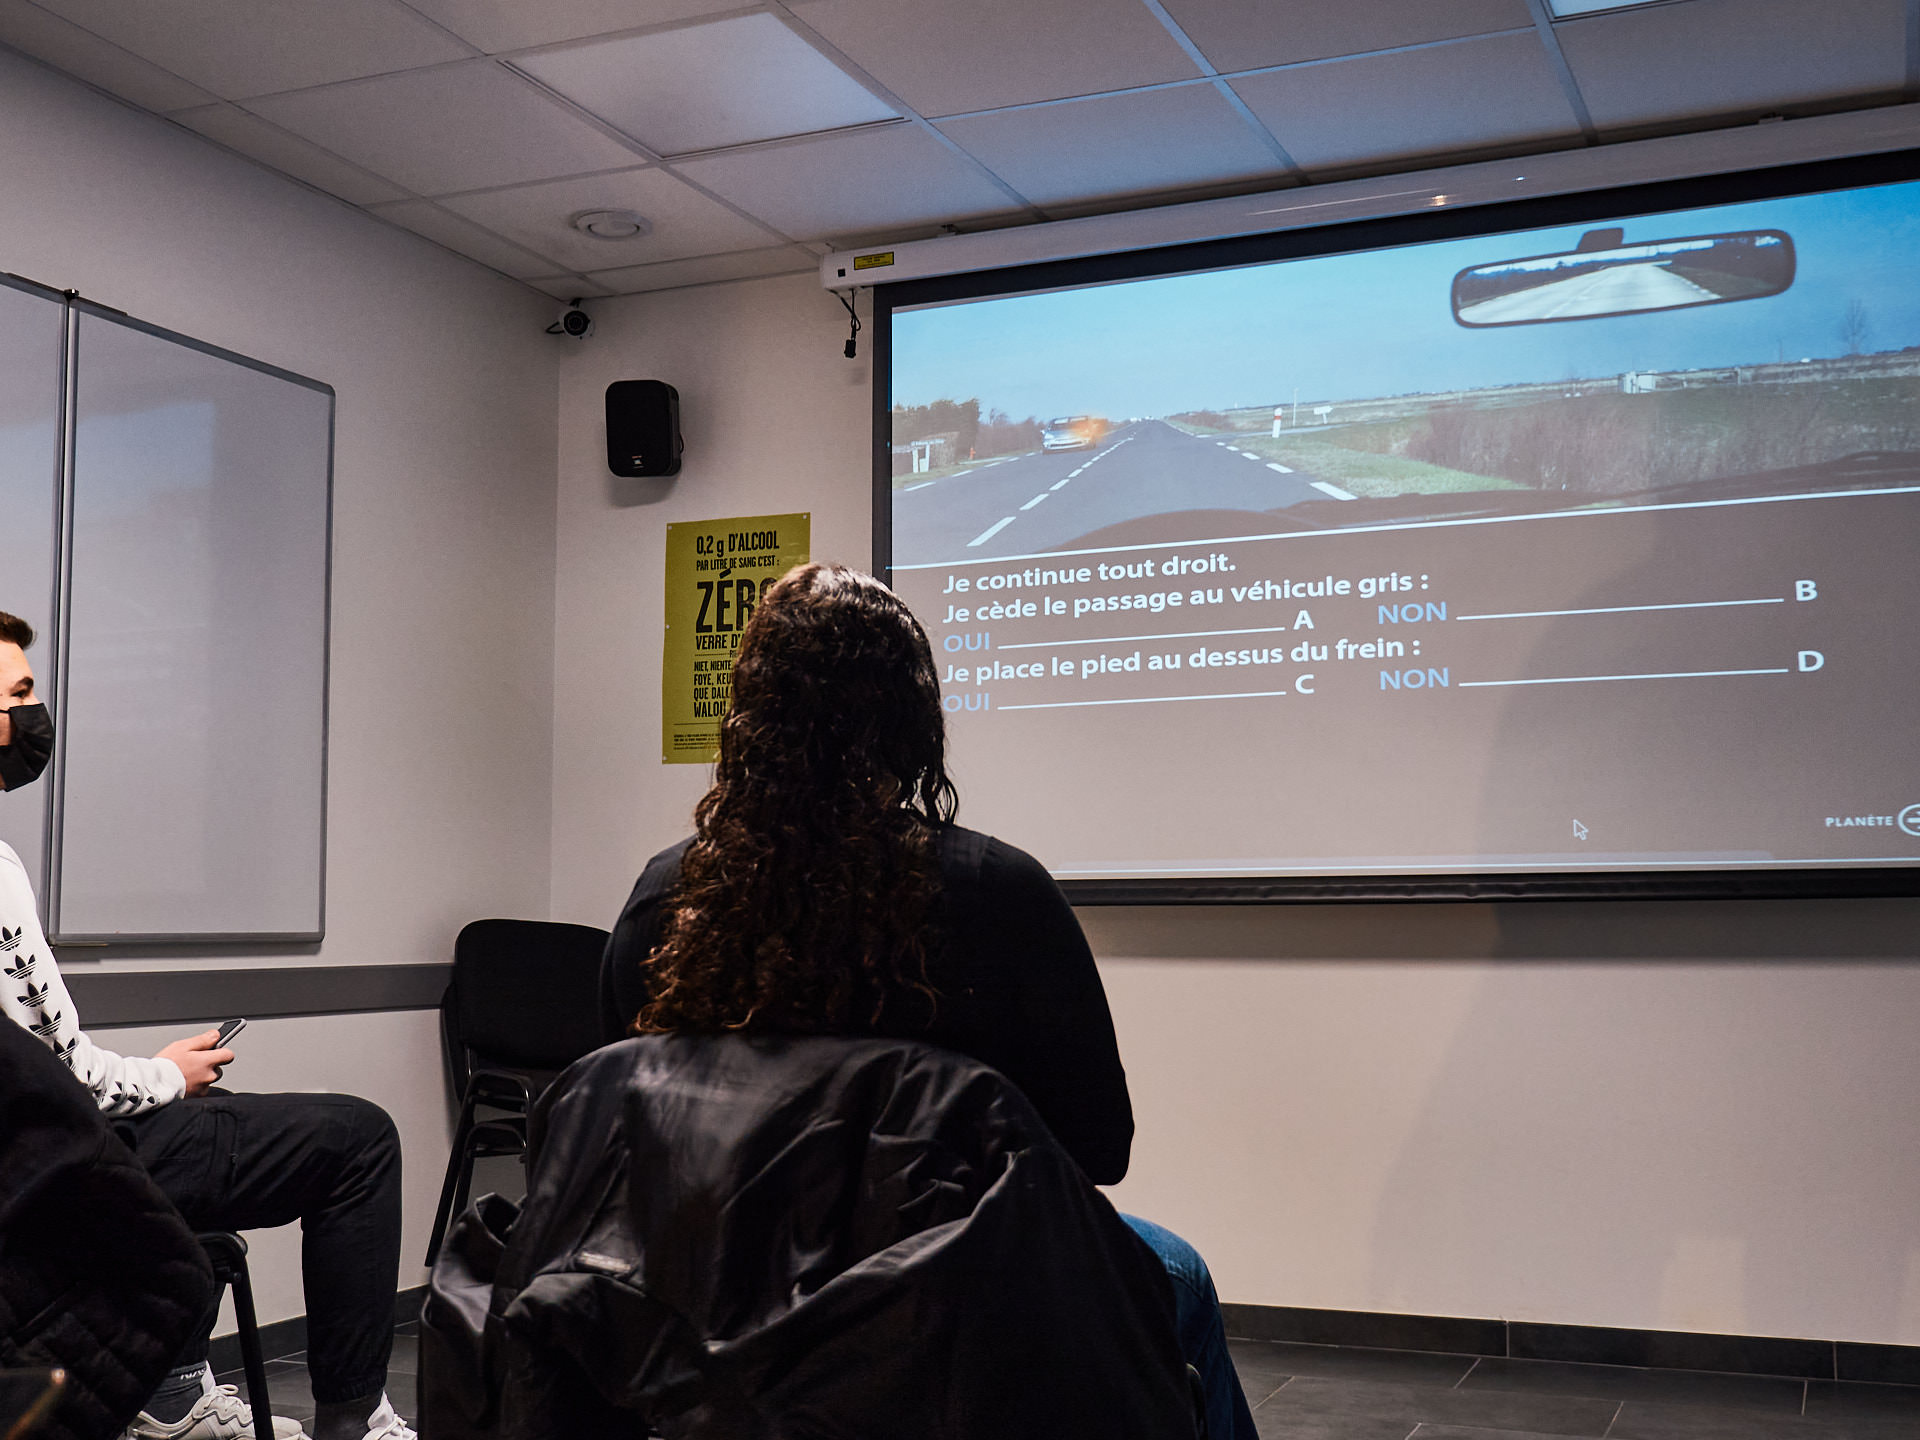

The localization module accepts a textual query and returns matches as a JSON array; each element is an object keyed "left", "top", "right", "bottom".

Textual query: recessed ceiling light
[
  {"left": 570, "top": 209, "right": 651, "bottom": 240},
  {"left": 1547, "top": 0, "right": 1672, "bottom": 16}
]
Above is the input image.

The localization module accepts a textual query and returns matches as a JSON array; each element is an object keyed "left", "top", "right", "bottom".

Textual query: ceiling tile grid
[
  {"left": 243, "top": 60, "right": 648, "bottom": 195},
  {"left": 511, "top": 12, "right": 898, "bottom": 156},
  {"left": 1230, "top": 32, "right": 1585, "bottom": 176},
  {"left": 1, "top": 0, "right": 1914, "bottom": 298},
  {"left": 936, "top": 82, "right": 1285, "bottom": 206},
  {"left": 440, "top": 167, "right": 785, "bottom": 269},
  {"left": 1159, "top": 0, "right": 1537, "bottom": 72},
  {"left": 31, "top": 0, "right": 476, "bottom": 98}
]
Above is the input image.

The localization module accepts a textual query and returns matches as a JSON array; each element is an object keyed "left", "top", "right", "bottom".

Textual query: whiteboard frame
[{"left": 44, "top": 296, "right": 335, "bottom": 946}]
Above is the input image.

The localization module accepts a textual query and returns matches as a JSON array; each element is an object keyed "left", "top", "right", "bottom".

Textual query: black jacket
[
  {"left": 600, "top": 826, "right": 1135, "bottom": 1184},
  {"left": 421, "top": 1034, "right": 1196, "bottom": 1440},
  {"left": 0, "top": 1019, "right": 215, "bottom": 1440}
]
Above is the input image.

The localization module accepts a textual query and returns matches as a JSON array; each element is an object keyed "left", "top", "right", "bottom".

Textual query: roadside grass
[{"left": 1235, "top": 433, "right": 1524, "bottom": 497}]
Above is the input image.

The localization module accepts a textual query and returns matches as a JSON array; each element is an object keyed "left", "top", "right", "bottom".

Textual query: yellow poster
[{"left": 662, "top": 512, "right": 810, "bottom": 763}]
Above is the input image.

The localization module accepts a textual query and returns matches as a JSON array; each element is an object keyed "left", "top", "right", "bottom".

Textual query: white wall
[
  {"left": 549, "top": 272, "right": 871, "bottom": 926},
  {"left": 549, "top": 271, "right": 1920, "bottom": 1346},
  {"left": 0, "top": 49, "right": 561, "bottom": 1319}
]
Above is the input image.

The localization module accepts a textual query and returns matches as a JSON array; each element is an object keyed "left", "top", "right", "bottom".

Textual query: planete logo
[{"left": 1824, "top": 806, "right": 1920, "bottom": 837}]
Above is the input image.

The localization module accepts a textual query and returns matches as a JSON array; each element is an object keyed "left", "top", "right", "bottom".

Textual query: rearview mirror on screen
[{"left": 1452, "top": 227, "right": 1795, "bottom": 326}]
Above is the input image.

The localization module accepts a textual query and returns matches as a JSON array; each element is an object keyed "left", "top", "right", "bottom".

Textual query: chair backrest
[
  {"left": 449, "top": 918, "right": 609, "bottom": 1072},
  {"left": 435, "top": 1034, "right": 1199, "bottom": 1440}
]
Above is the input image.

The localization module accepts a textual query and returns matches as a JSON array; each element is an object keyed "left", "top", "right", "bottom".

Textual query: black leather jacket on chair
[
  {"left": 0, "top": 1019, "right": 216, "bottom": 1440},
  {"left": 421, "top": 1034, "right": 1199, "bottom": 1440}
]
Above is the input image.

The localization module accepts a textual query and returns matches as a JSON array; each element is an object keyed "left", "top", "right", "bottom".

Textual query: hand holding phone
[{"left": 215, "top": 1018, "right": 247, "bottom": 1047}]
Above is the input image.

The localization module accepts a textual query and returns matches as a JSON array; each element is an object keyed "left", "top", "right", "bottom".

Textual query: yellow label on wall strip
[
  {"left": 852, "top": 251, "right": 895, "bottom": 271},
  {"left": 661, "top": 512, "right": 810, "bottom": 763}
]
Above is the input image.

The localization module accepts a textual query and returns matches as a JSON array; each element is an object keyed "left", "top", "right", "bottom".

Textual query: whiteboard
[
  {"left": 0, "top": 277, "right": 66, "bottom": 903},
  {"left": 48, "top": 306, "right": 332, "bottom": 941}
]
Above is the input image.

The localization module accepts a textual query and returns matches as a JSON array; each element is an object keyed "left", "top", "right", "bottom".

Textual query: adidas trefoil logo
[
  {"left": 28, "top": 1008, "right": 62, "bottom": 1040},
  {"left": 22, "top": 979, "right": 50, "bottom": 1012},
  {"left": 3, "top": 950, "right": 32, "bottom": 982},
  {"left": 54, "top": 1035, "right": 76, "bottom": 1067},
  {"left": 0, "top": 925, "right": 22, "bottom": 954}
]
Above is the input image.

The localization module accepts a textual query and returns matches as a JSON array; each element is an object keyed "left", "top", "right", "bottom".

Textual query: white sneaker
[
  {"left": 122, "top": 1371, "right": 308, "bottom": 1440},
  {"left": 359, "top": 1396, "right": 414, "bottom": 1440}
]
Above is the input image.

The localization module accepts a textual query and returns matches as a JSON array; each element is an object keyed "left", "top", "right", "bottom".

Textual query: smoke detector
[{"left": 570, "top": 209, "right": 651, "bottom": 240}]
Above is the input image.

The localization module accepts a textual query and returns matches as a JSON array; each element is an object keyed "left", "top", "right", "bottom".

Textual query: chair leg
[
  {"left": 227, "top": 1253, "right": 273, "bottom": 1426},
  {"left": 424, "top": 1086, "right": 482, "bottom": 1266},
  {"left": 198, "top": 1234, "right": 273, "bottom": 1429}
]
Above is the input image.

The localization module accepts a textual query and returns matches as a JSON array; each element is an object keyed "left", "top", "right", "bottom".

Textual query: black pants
[{"left": 116, "top": 1091, "right": 402, "bottom": 1405}]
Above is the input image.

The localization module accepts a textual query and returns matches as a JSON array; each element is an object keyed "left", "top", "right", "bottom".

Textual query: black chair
[
  {"left": 424, "top": 919, "right": 610, "bottom": 1265},
  {"left": 197, "top": 1233, "right": 270, "bottom": 1426}
]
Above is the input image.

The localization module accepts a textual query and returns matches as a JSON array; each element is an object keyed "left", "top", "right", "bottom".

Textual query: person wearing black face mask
[
  {"left": 0, "top": 690, "right": 52, "bottom": 792},
  {"left": 0, "top": 609, "right": 413, "bottom": 1440}
]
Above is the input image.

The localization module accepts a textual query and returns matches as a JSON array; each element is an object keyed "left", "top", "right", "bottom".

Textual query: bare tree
[{"left": 1839, "top": 299, "right": 1871, "bottom": 356}]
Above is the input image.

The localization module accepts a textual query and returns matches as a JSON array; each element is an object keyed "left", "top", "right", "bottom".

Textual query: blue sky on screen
[{"left": 892, "top": 178, "right": 1920, "bottom": 421}]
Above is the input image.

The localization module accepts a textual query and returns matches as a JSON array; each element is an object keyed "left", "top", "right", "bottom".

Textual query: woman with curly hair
[{"left": 600, "top": 562, "right": 1255, "bottom": 1440}]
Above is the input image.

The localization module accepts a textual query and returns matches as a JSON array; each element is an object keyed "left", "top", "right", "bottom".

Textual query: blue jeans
[{"left": 1121, "top": 1215, "right": 1257, "bottom": 1440}]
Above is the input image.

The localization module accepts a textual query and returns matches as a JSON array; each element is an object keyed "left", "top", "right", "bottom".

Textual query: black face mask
[{"left": 0, "top": 703, "right": 53, "bottom": 791}]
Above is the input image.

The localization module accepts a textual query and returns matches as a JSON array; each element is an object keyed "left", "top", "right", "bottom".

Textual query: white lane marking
[
  {"left": 1266, "top": 462, "right": 1294, "bottom": 474},
  {"left": 1020, "top": 493, "right": 1049, "bottom": 510},
  {"left": 1050, "top": 478, "right": 1072, "bottom": 491},
  {"left": 903, "top": 481, "right": 935, "bottom": 491},
  {"left": 1460, "top": 667, "right": 1790, "bottom": 688},
  {"left": 1069, "top": 466, "right": 1086, "bottom": 477},
  {"left": 1311, "top": 481, "right": 1357, "bottom": 500},
  {"left": 1241, "top": 451, "right": 1262, "bottom": 460},
  {"left": 1001, "top": 689, "right": 1290, "bottom": 711},
  {"left": 967, "top": 516, "right": 1018, "bottom": 547},
  {"left": 1457, "top": 597, "right": 1783, "bottom": 621}
]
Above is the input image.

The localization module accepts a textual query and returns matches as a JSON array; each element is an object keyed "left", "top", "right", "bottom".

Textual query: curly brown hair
[{"left": 634, "top": 563, "right": 958, "bottom": 1034}]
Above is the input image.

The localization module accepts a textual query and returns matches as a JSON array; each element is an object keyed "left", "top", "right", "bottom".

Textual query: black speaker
[{"left": 606, "top": 380, "right": 683, "bottom": 477}]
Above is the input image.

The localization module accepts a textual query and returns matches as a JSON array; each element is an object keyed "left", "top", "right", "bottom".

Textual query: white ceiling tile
[
  {"left": 246, "top": 61, "right": 645, "bottom": 195},
  {"left": 403, "top": 0, "right": 758, "bottom": 55},
  {"left": 513, "top": 13, "right": 896, "bottom": 156},
  {"left": 0, "top": 0, "right": 216, "bottom": 110},
  {"left": 30, "top": 0, "right": 474, "bottom": 99},
  {"left": 671, "top": 123, "right": 1025, "bottom": 242},
  {"left": 938, "top": 84, "right": 1282, "bottom": 208},
  {"left": 440, "top": 168, "right": 780, "bottom": 269},
  {"left": 1557, "top": 0, "right": 1908, "bottom": 132},
  {"left": 170, "top": 103, "right": 408, "bottom": 204},
  {"left": 1231, "top": 33, "right": 1579, "bottom": 175},
  {"left": 586, "top": 245, "right": 818, "bottom": 294},
  {"left": 523, "top": 274, "right": 617, "bottom": 299},
  {"left": 794, "top": 0, "right": 1201, "bottom": 116},
  {"left": 369, "top": 198, "right": 567, "bottom": 277},
  {"left": 1158, "top": 0, "right": 1533, "bottom": 72}
]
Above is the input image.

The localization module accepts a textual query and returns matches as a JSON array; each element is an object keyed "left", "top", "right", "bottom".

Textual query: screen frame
[{"left": 870, "top": 147, "right": 1920, "bottom": 904}]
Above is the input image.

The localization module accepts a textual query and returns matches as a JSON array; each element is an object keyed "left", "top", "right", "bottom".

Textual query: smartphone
[
  {"left": 1, "top": 1368, "right": 67, "bottom": 1440},
  {"left": 215, "top": 1018, "right": 247, "bottom": 1047}
]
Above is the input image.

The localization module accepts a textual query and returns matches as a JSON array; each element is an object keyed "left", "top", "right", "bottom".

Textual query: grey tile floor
[
  {"left": 1228, "top": 1337, "right": 1920, "bottom": 1440},
  {"left": 220, "top": 1321, "right": 1920, "bottom": 1439},
  {"left": 213, "top": 1322, "right": 418, "bottom": 1433}
]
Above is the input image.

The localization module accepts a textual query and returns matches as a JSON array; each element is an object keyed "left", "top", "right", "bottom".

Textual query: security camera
[{"left": 547, "top": 300, "right": 593, "bottom": 339}]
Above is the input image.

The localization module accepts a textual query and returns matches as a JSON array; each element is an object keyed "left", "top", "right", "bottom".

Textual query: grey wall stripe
[{"left": 64, "top": 963, "right": 451, "bottom": 1026}]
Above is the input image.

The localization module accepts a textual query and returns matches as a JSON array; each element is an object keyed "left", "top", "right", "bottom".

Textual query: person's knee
[
  {"left": 331, "top": 1095, "right": 401, "bottom": 1175},
  {"left": 1119, "top": 1213, "right": 1219, "bottom": 1306}
]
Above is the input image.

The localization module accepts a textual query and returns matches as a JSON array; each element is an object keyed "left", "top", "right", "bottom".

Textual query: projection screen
[{"left": 876, "top": 154, "right": 1920, "bottom": 900}]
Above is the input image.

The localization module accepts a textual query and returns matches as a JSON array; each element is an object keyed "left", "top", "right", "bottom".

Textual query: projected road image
[
  {"left": 885, "top": 172, "right": 1920, "bottom": 882},
  {"left": 890, "top": 181, "right": 1920, "bottom": 571},
  {"left": 1459, "top": 262, "right": 1719, "bottom": 322},
  {"left": 896, "top": 419, "right": 1332, "bottom": 560}
]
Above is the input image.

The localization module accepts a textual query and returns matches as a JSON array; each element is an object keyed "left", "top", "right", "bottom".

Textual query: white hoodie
[{"left": 0, "top": 840, "right": 185, "bottom": 1115}]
